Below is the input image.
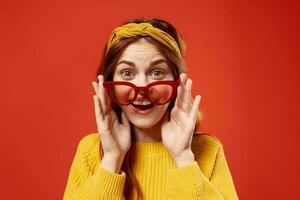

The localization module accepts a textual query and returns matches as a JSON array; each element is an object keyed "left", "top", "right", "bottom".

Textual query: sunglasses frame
[{"left": 103, "top": 79, "right": 179, "bottom": 106}]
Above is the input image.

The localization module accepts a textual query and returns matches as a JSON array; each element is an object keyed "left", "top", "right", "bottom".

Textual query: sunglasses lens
[
  {"left": 148, "top": 84, "right": 174, "bottom": 104},
  {"left": 110, "top": 85, "right": 135, "bottom": 105},
  {"left": 105, "top": 81, "right": 177, "bottom": 105}
]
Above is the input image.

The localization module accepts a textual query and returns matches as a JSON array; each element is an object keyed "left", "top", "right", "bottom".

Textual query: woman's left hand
[{"left": 161, "top": 73, "right": 201, "bottom": 167}]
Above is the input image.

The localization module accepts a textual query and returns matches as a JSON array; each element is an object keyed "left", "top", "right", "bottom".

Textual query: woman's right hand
[{"left": 92, "top": 75, "right": 131, "bottom": 173}]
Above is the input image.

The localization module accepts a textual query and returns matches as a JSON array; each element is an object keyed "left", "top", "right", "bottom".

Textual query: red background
[{"left": 1, "top": 0, "right": 299, "bottom": 199}]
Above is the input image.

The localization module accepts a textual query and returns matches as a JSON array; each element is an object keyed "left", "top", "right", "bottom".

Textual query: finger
[
  {"left": 189, "top": 95, "right": 201, "bottom": 125},
  {"left": 175, "top": 73, "right": 187, "bottom": 108},
  {"left": 182, "top": 79, "right": 192, "bottom": 112},
  {"left": 180, "top": 72, "right": 187, "bottom": 84},
  {"left": 121, "top": 112, "right": 130, "bottom": 127},
  {"left": 174, "top": 84, "right": 182, "bottom": 107},
  {"left": 92, "top": 81, "right": 99, "bottom": 96},
  {"left": 93, "top": 95, "right": 104, "bottom": 121},
  {"left": 98, "top": 75, "right": 111, "bottom": 113}
]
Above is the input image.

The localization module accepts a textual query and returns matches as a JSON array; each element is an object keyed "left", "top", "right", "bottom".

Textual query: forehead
[{"left": 117, "top": 38, "right": 166, "bottom": 65}]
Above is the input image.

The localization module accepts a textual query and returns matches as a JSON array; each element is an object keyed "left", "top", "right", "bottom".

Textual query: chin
[{"left": 129, "top": 117, "right": 159, "bottom": 129}]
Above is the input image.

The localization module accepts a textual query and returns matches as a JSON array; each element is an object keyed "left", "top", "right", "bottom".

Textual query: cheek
[
  {"left": 148, "top": 84, "right": 174, "bottom": 104},
  {"left": 113, "top": 85, "right": 135, "bottom": 104}
]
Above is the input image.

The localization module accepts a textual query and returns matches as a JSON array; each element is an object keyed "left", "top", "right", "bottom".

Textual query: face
[{"left": 112, "top": 38, "right": 175, "bottom": 129}]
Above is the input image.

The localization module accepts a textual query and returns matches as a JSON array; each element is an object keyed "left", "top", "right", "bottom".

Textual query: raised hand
[
  {"left": 92, "top": 75, "right": 131, "bottom": 173},
  {"left": 161, "top": 73, "right": 201, "bottom": 167}
]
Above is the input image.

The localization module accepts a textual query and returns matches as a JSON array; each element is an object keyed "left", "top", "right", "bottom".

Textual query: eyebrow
[{"left": 116, "top": 58, "right": 168, "bottom": 67}]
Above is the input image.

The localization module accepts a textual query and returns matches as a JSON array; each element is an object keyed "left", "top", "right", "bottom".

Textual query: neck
[{"left": 132, "top": 120, "right": 163, "bottom": 143}]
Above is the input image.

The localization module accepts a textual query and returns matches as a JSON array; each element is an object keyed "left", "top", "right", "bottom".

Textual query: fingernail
[
  {"left": 181, "top": 73, "right": 187, "bottom": 83},
  {"left": 184, "top": 74, "right": 188, "bottom": 82}
]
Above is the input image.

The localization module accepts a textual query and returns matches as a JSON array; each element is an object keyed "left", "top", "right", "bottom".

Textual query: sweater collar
[{"left": 131, "top": 141, "right": 170, "bottom": 156}]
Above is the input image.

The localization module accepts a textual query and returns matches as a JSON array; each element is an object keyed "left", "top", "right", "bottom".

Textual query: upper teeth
[{"left": 133, "top": 100, "right": 151, "bottom": 105}]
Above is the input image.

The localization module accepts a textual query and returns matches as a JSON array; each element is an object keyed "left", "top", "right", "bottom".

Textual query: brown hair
[{"left": 96, "top": 18, "right": 204, "bottom": 199}]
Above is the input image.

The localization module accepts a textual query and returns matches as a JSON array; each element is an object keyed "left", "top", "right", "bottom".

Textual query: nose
[
  {"left": 132, "top": 76, "right": 149, "bottom": 100},
  {"left": 135, "top": 86, "right": 147, "bottom": 100},
  {"left": 135, "top": 92, "right": 146, "bottom": 101},
  {"left": 133, "top": 75, "right": 149, "bottom": 87}
]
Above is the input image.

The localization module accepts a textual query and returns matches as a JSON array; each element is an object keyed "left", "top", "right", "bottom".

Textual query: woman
[{"left": 63, "top": 18, "right": 238, "bottom": 200}]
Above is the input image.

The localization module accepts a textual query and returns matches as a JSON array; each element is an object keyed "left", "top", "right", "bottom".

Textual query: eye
[
  {"left": 150, "top": 69, "right": 165, "bottom": 79},
  {"left": 120, "top": 70, "right": 135, "bottom": 79}
]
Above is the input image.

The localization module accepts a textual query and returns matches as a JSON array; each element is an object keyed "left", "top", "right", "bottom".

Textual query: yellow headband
[{"left": 106, "top": 22, "right": 182, "bottom": 58}]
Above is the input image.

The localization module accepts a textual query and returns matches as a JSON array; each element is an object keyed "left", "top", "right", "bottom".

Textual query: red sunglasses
[{"left": 103, "top": 79, "right": 179, "bottom": 106}]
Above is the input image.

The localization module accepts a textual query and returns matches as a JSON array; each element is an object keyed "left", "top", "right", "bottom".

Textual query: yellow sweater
[{"left": 63, "top": 133, "right": 238, "bottom": 200}]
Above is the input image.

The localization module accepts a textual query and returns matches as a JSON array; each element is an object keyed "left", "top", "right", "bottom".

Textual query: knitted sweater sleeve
[
  {"left": 165, "top": 143, "right": 239, "bottom": 200},
  {"left": 63, "top": 134, "right": 126, "bottom": 200}
]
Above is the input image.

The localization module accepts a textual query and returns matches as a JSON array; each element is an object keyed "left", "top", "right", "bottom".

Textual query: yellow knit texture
[{"left": 63, "top": 133, "right": 238, "bottom": 200}]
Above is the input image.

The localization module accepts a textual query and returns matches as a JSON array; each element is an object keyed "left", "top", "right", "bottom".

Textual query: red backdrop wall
[{"left": 1, "top": 0, "right": 299, "bottom": 199}]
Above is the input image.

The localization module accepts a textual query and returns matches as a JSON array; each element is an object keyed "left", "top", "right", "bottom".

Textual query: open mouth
[{"left": 131, "top": 103, "right": 154, "bottom": 110}]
